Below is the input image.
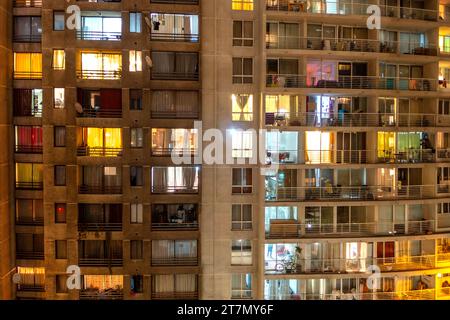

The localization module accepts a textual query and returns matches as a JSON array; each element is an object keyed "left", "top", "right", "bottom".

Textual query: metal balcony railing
[
  {"left": 151, "top": 33, "right": 199, "bottom": 42},
  {"left": 16, "top": 252, "right": 44, "bottom": 260},
  {"left": 152, "top": 71, "right": 199, "bottom": 81},
  {"left": 76, "top": 31, "right": 122, "bottom": 41},
  {"left": 13, "top": 34, "right": 42, "bottom": 43},
  {"left": 77, "top": 146, "right": 123, "bottom": 157},
  {"left": 16, "top": 284, "right": 45, "bottom": 292},
  {"left": 266, "top": 289, "right": 436, "bottom": 300},
  {"left": 151, "top": 109, "right": 199, "bottom": 119},
  {"left": 77, "top": 108, "right": 122, "bottom": 118},
  {"left": 265, "top": 112, "right": 445, "bottom": 128},
  {"left": 151, "top": 292, "right": 198, "bottom": 300},
  {"left": 151, "top": 221, "right": 199, "bottom": 230},
  {"left": 15, "top": 145, "right": 43, "bottom": 154},
  {"left": 13, "top": 0, "right": 42, "bottom": 7},
  {"left": 266, "top": 74, "right": 437, "bottom": 91},
  {"left": 80, "top": 290, "right": 123, "bottom": 300},
  {"left": 151, "top": 185, "right": 199, "bottom": 194},
  {"left": 78, "top": 258, "right": 123, "bottom": 267},
  {"left": 13, "top": 71, "right": 42, "bottom": 80},
  {"left": 266, "top": 36, "right": 438, "bottom": 56},
  {"left": 78, "top": 222, "right": 122, "bottom": 232},
  {"left": 151, "top": 147, "right": 198, "bottom": 157},
  {"left": 76, "top": 70, "right": 122, "bottom": 80},
  {"left": 151, "top": 257, "right": 198, "bottom": 266},
  {"left": 78, "top": 185, "right": 122, "bottom": 194},
  {"left": 16, "top": 216, "right": 44, "bottom": 226},
  {"left": 265, "top": 185, "right": 435, "bottom": 202},
  {"left": 265, "top": 0, "right": 438, "bottom": 21},
  {"left": 265, "top": 220, "right": 434, "bottom": 239},
  {"left": 266, "top": 255, "right": 438, "bottom": 275},
  {"left": 15, "top": 182, "right": 43, "bottom": 190}
]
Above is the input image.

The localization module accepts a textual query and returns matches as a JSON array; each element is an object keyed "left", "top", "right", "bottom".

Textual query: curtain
[
  {"left": 152, "top": 91, "right": 174, "bottom": 113},
  {"left": 53, "top": 50, "right": 65, "bottom": 69},
  {"left": 152, "top": 240, "right": 174, "bottom": 259},
  {"left": 152, "top": 52, "right": 174, "bottom": 73},
  {"left": 152, "top": 167, "right": 167, "bottom": 190},
  {"left": 153, "top": 275, "right": 174, "bottom": 293},
  {"left": 14, "top": 53, "right": 41, "bottom": 78},
  {"left": 104, "top": 128, "right": 122, "bottom": 150},
  {"left": 14, "top": 89, "right": 31, "bottom": 116},
  {"left": 14, "top": 16, "right": 31, "bottom": 38},
  {"left": 176, "top": 53, "right": 197, "bottom": 74},
  {"left": 182, "top": 167, "right": 197, "bottom": 189},
  {"left": 16, "top": 126, "right": 43, "bottom": 147},
  {"left": 84, "top": 275, "right": 123, "bottom": 290},
  {"left": 175, "top": 240, "right": 197, "bottom": 258},
  {"left": 176, "top": 91, "right": 198, "bottom": 114},
  {"left": 104, "top": 166, "right": 121, "bottom": 187},
  {"left": 175, "top": 274, "right": 197, "bottom": 292},
  {"left": 103, "top": 53, "right": 122, "bottom": 72},
  {"left": 82, "top": 166, "right": 103, "bottom": 186}
]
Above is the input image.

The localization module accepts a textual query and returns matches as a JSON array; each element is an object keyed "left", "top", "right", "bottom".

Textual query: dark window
[
  {"left": 54, "top": 126, "right": 66, "bottom": 147},
  {"left": 130, "top": 166, "right": 143, "bottom": 186},
  {"left": 55, "top": 240, "right": 67, "bottom": 259},
  {"left": 130, "top": 240, "right": 143, "bottom": 260},
  {"left": 131, "top": 275, "right": 143, "bottom": 293},
  {"left": 56, "top": 275, "right": 68, "bottom": 293},
  {"left": 54, "top": 165, "right": 66, "bottom": 186},
  {"left": 130, "top": 89, "right": 142, "bottom": 110}
]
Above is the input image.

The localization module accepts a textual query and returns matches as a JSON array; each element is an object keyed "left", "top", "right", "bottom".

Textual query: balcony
[
  {"left": 78, "top": 222, "right": 122, "bottom": 232},
  {"left": 77, "top": 146, "right": 123, "bottom": 157},
  {"left": 16, "top": 251, "right": 44, "bottom": 260},
  {"left": 151, "top": 292, "right": 198, "bottom": 300},
  {"left": 267, "top": 36, "right": 438, "bottom": 56},
  {"left": 79, "top": 289, "right": 123, "bottom": 300},
  {"left": 16, "top": 284, "right": 45, "bottom": 292},
  {"left": 77, "top": 31, "right": 122, "bottom": 41},
  {"left": 16, "top": 216, "right": 44, "bottom": 227},
  {"left": 78, "top": 185, "right": 122, "bottom": 194},
  {"left": 266, "top": 220, "right": 435, "bottom": 239},
  {"left": 151, "top": 257, "right": 198, "bottom": 266},
  {"left": 13, "top": 34, "right": 41, "bottom": 43},
  {"left": 15, "top": 145, "right": 43, "bottom": 154},
  {"left": 152, "top": 204, "right": 198, "bottom": 230},
  {"left": 15, "top": 182, "right": 43, "bottom": 190},
  {"left": 76, "top": 70, "right": 122, "bottom": 80},
  {"left": 265, "top": 112, "right": 441, "bottom": 128},
  {"left": 266, "top": 75, "right": 437, "bottom": 91},
  {"left": 151, "top": 52, "right": 199, "bottom": 81},
  {"left": 13, "top": 0, "right": 42, "bottom": 7},
  {"left": 14, "top": 71, "right": 42, "bottom": 80},
  {"left": 77, "top": 109, "right": 122, "bottom": 118},
  {"left": 151, "top": 91, "right": 199, "bottom": 119},
  {"left": 152, "top": 71, "right": 199, "bottom": 81},
  {"left": 265, "top": 185, "right": 435, "bottom": 202},
  {"left": 265, "top": 1, "right": 438, "bottom": 21},
  {"left": 79, "top": 258, "right": 123, "bottom": 267},
  {"left": 266, "top": 254, "right": 438, "bottom": 275},
  {"left": 266, "top": 289, "right": 436, "bottom": 301}
]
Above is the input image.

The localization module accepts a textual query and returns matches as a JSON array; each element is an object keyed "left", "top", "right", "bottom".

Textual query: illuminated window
[
  {"left": 305, "top": 131, "right": 333, "bottom": 164},
  {"left": 17, "top": 267, "right": 45, "bottom": 289},
  {"left": 79, "top": 12, "right": 122, "bottom": 40},
  {"left": 151, "top": 128, "right": 198, "bottom": 155},
  {"left": 54, "top": 88, "right": 65, "bottom": 108},
  {"left": 232, "top": 94, "right": 253, "bottom": 121},
  {"left": 14, "top": 52, "right": 42, "bottom": 79},
  {"left": 80, "top": 127, "right": 123, "bottom": 156},
  {"left": 232, "top": 0, "right": 254, "bottom": 11},
  {"left": 131, "top": 203, "right": 143, "bottom": 224},
  {"left": 151, "top": 167, "right": 199, "bottom": 193},
  {"left": 131, "top": 128, "right": 143, "bottom": 148},
  {"left": 440, "top": 34, "right": 450, "bottom": 53},
  {"left": 231, "top": 240, "right": 252, "bottom": 265},
  {"left": 377, "top": 132, "right": 396, "bottom": 158},
  {"left": 80, "top": 51, "right": 122, "bottom": 79},
  {"left": 231, "top": 274, "right": 252, "bottom": 299},
  {"left": 55, "top": 203, "right": 66, "bottom": 223},
  {"left": 129, "top": 50, "right": 142, "bottom": 72},
  {"left": 52, "top": 49, "right": 65, "bottom": 70},
  {"left": 130, "top": 12, "right": 142, "bottom": 33},
  {"left": 15, "top": 162, "right": 43, "bottom": 189},
  {"left": 231, "top": 130, "right": 254, "bottom": 158}
]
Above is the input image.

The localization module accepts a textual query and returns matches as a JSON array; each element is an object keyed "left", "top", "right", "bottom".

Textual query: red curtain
[
  {"left": 101, "top": 89, "right": 122, "bottom": 110},
  {"left": 17, "top": 126, "right": 42, "bottom": 146}
]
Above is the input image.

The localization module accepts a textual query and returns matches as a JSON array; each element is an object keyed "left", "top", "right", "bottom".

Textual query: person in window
[{"left": 176, "top": 205, "right": 186, "bottom": 223}]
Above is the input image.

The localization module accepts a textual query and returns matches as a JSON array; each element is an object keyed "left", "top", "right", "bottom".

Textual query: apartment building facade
[{"left": 2, "top": 0, "right": 450, "bottom": 301}]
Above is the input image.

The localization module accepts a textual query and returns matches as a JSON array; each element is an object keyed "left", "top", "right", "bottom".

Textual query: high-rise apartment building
[{"left": 1, "top": 0, "right": 450, "bottom": 301}]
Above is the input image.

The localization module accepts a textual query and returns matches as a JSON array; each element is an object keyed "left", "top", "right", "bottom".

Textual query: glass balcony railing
[
  {"left": 266, "top": 75, "right": 437, "bottom": 91},
  {"left": 265, "top": 220, "right": 435, "bottom": 239},
  {"left": 265, "top": 185, "right": 435, "bottom": 202}
]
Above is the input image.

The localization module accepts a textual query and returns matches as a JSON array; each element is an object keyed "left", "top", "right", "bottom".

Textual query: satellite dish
[
  {"left": 75, "top": 102, "right": 83, "bottom": 114},
  {"left": 145, "top": 56, "right": 153, "bottom": 68},
  {"left": 144, "top": 16, "right": 152, "bottom": 29}
]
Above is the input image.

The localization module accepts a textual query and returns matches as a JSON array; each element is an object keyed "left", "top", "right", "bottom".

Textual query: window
[
  {"left": 232, "top": 94, "right": 253, "bottom": 121},
  {"left": 131, "top": 275, "right": 143, "bottom": 293},
  {"left": 440, "top": 99, "right": 450, "bottom": 115},
  {"left": 52, "top": 49, "right": 65, "bottom": 70},
  {"left": 13, "top": 16, "right": 41, "bottom": 42},
  {"left": 151, "top": 90, "right": 199, "bottom": 118},
  {"left": 130, "top": 12, "right": 142, "bottom": 33},
  {"left": 151, "top": 166, "right": 200, "bottom": 193},
  {"left": 130, "top": 166, "right": 143, "bottom": 187},
  {"left": 232, "top": 58, "right": 253, "bottom": 84},
  {"left": 131, "top": 128, "right": 144, "bottom": 148},
  {"left": 79, "top": 12, "right": 122, "bottom": 40},
  {"left": 233, "top": 21, "right": 253, "bottom": 46},
  {"left": 54, "top": 88, "right": 65, "bottom": 108},
  {"left": 129, "top": 50, "right": 142, "bottom": 72},
  {"left": 13, "top": 88, "right": 43, "bottom": 117},
  {"left": 15, "top": 126, "right": 43, "bottom": 153},
  {"left": 231, "top": 240, "right": 252, "bottom": 265},
  {"left": 80, "top": 51, "right": 122, "bottom": 80},
  {"left": 55, "top": 240, "right": 67, "bottom": 259},
  {"left": 130, "top": 89, "right": 142, "bottom": 110},
  {"left": 79, "top": 127, "right": 122, "bottom": 156},
  {"left": 150, "top": 13, "right": 199, "bottom": 42},
  {"left": 131, "top": 203, "right": 143, "bottom": 224},
  {"left": 438, "top": 202, "right": 450, "bottom": 214},
  {"left": 54, "top": 127, "right": 66, "bottom": 147},
  {"left": 56, "top": 275, "right": 68, "bottom": 293},
  {"left": 231, "top": 130, "right": 254, "bottom": 158},
  {"left": 232, "top": 0, "right": 254, "bottom": 11},
  {"left": 232, "top": 204, "right": 252, "bottom": 230},
  {"left": 15, "top": 162, "right": 43, "bottom": 189},
  {"left": 16, "top": 199, "right": 43, "bottom": 225},
  {"left": 55, "top": 203, "right": 66, "bottom": 223},
  {"left": 130, "top": 240, "right": 143, "bottom": 260},
  {"left": 54, "top": 165, "right": 66, "bottom": 186},
  {"left": 232, "top": 168, "right": 252, "bottom": 194},
  {"left": 53, "top": 11, "right": 65, "bottom": 31},
  {"left": 13, "top": 52, "right": 42, "bottom": 79},
  {"left": 231, "top": 274, "right": 252, "bottom": 299}
]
